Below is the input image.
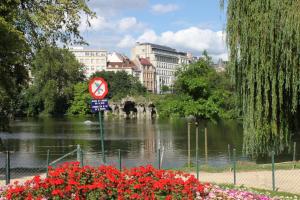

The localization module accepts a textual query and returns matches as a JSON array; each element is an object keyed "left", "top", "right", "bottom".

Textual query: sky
[{"left": 79, "top": 0, "right": 227, "bottom": 61}]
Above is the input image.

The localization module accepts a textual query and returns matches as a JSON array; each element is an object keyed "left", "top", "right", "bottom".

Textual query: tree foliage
[
  {"left": 25, "top": 47, "right": 84, "bottom": 116},
  {"left": 1, "top": 0, "right": 94, "bottom": 49},
  {"left": 66, "top": 71, "right": 147, "bottom": 115},
  {"left": 225, "top": 0, "right": 300, "bottom": 154},
  {"left": 67, "top": 82, "right": 92, "bottom": 116},
  {"left": 0, "top": 0, "right": 93, "bottom": 129},
  {"left": 156, "top": 59, "right": 236, "bottom": 121},
  {"left": 91, "top": 71, "right": 147, "bottom": 100}
]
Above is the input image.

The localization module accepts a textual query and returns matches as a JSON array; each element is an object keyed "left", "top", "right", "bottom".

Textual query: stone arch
[{"left": 123, "top": 101, "right": 137, "bottom": 118}]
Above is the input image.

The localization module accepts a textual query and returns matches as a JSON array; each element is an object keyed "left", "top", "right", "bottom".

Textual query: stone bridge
[{"left": 105, "top": 97, "right": 157, "bottom": 119}]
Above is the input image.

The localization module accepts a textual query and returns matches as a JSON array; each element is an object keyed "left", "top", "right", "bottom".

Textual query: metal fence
[{"left": 1, "top": 145, "right": 300, "bottom": 195}]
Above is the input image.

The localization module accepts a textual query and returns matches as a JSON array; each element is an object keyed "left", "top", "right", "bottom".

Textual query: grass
[
  {"left": 217, "top": 183, "right": 300, "bottom": 199},
  {"left": 175, "top": 161, "right": 300, "bottom": 173}
]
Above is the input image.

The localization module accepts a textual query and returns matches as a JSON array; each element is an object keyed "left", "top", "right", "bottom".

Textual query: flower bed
[{"left": 0, "top": 162, "right": 276, "bottom": 200}]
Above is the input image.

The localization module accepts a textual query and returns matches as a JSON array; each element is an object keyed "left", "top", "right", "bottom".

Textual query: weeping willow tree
[{"left": 224, "top": 0, "right": 300, "bottom": 155}]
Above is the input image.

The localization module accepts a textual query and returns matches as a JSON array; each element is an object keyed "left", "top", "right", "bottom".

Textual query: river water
[{"left": 0, "top": 117, "right": 297, "bottom": 169}]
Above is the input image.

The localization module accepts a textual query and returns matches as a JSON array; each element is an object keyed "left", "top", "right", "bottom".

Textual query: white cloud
[
  {"left": 151, "top": 4, "right": 179, "bottom": 14},
  {"left": 117, "top": 27, "right": 228, "bottom": 61},
  {"left": 80, "top": 15, "right": 112, "bottom": 31},
  {"left": 118, "top": 17, "right": 145, "bottom": 31},
  {"left": 137, "top": 30, "right": 158, "bottom": 43},
  {"left": 117, "top": 35, "right": 136, "bottom": 48}
]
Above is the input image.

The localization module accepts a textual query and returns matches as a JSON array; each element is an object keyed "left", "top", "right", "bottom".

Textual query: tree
[
  {"left": 0, "top": 17, "right": 29, "bottom": 130},
  {"left": 25, "top": 47, "right": 84, "bottom": 116},
  {"left": 224, "top": 0, "right": 300, "bottom": 155},
  {"left": 156, "top": 59, "right": 236, "bottom": 120},
  {"left": 1, "top": 0, "right": 94, "bottom": 49},
  {"left": 68, "top": 82, "right": 91, "bottom": 115},
  {"left": 161, "top": 85, "right": 170, "bottom": 93},
  {"left": 0, "top": 0, "right": 93, "bottom": 129},
  {"left": 91, "top": 71, "right": 147, "bottom": 100}
]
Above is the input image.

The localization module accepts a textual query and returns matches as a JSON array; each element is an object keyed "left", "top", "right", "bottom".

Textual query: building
[
  {"left": 70, "top": 47, "right": 107, "bottom": 77},
  {"left": 134, "top": 58, "right": 156, "bottom": 93},
  {"left": 107, "top": 52, "right": 140, "bottom": 79},
  {"left": 131, "top": 43, "right": 190, "bottom": 93}
]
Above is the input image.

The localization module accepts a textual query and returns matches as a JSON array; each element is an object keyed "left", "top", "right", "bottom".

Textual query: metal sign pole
[
  {"left": 99, "top": 110, "right": 106, "bottom": 164},
  {"left": 88, "top": 77, "right": 108, "bottom": 164}
]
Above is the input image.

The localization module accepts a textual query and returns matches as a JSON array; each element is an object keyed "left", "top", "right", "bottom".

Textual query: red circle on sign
[{"left": 88, "top": 77, "right": 108, "bottom": 99}]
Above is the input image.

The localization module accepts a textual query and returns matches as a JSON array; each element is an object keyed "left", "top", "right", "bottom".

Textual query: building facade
[
  {"left": 134, "top": 58, "right": 156, "bottom": 93},
  {"left": 131, "top": 43, "right": 190, "bottom": 93},
  {"left": 107, "top": 52, "right": 140, "bottom": 79},
  {"left": 70, "top": 47, "right": 107, "bottom": 77}
]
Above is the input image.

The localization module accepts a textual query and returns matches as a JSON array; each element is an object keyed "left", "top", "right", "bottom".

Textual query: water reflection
[{"left": 0, "top": 117, "right": 254, "bottom": 168}]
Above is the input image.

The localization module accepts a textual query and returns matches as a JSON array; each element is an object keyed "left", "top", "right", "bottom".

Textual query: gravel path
[{"left": 191, "top": 169, "right": 300, "bottom": 195}]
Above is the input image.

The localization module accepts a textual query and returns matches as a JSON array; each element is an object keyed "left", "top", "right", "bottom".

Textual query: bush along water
[{"left": 0, "top": 162, "right": 278, "bottom": 200}]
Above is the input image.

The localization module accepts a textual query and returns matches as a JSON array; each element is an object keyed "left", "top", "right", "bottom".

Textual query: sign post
[{"left": 89, "top": 77, "right": 109, "bottom": 164}]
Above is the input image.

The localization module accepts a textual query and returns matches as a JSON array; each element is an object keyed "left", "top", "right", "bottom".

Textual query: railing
[{"left": 1, "top": 145, "right": 299, "bottom": 195}]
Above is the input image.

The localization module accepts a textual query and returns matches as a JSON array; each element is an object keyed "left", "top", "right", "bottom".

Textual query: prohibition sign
[{"left": 88, "top": 77, "right": 108, "bottom": 99}]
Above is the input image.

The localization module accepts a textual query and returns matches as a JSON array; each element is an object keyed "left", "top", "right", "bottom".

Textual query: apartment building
[
  {"left": 107, "top": 52, "right": 140, "bottom": 79},
  {"left": 70, "top": 47, "right": 107, "bottom": 77},
  {"left": 131, "top": 43, "right": 190, "bottom": 93},
  {"left": 134, "top": 58, "right": 156, "bottom": 93}
]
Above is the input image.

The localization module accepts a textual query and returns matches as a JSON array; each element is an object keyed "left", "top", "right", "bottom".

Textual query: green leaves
[
  {"left": 91, "top": 71, "right": 147, "bottom": 100},
  {"left": 156, "top": 59, "right": 236, "bottom": 121},
  {"left": 67, "top": 82, "right": 91, "bottom": 116},
  {"left": 25, "top": 46, "right": 84, "bottom": 116},
  {"left": 0, "top": 0, "right": 93, "bottom": 129},
  {"left": 226, "top": 0, "right": 300, "bottom": 155}
]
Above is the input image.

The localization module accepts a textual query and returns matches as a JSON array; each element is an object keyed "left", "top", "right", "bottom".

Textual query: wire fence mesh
[{"left": 1, "top": 146, "right": 300, "bottom": 195}]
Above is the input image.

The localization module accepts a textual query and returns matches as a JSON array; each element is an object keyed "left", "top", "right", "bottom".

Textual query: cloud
[
  {"left": 80, "top": 15, "right": 112, "bottom": 31},
  {"left": 117, "top": 27, "right": 228, "bottom": 60},
  {"left": 137, "top": 30, "right": 158, "bottom": 43},
  {"left": 117, "top": 35, "right": 136, "bottom": 48},
  {"left": 118, "top": 17, "right": 145, "bottom": 31},
  {"left": 151, "top": 4, "right": 179, "bottom": 14},
  {"left": 80, "top": 15, "right": 145, "bottom": 33}
]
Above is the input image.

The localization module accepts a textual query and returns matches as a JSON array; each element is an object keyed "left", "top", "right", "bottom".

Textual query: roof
[
  {"left": 107, "top": 55, "right": 138, "bottom": 70},
  {"left": 137, "top": 43, "right": 176, "bottom": 53},
  {"left": 139, "top": 58, "right": 152, "bottom": 66}
]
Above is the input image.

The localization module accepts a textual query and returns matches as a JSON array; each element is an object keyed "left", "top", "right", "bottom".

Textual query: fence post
[
  {"left": 118, "top": 149, "right": 122, "bottom": 171},
  {"left": 195, "top": 122, "right": 199, "bottom": 180},
  {"left": 46, "top": 149, "right": 50, "bottom": 177},
  {"left": 293, "top": 142, "right": 296, "bottom": 162},
  {"left": 77, "top": 144, "right": 81, "bottom": 164},
  {"left": 188, "top": 123, "right": 191, "bottom": 168},
  {"left": 272, "top": 151, "right": 275, "bottom": 191},
  {"left": 205, "top": 128, "right": 208, "bottom": 163},
  {"left": 233, "top": 148, "right": 236, "bottom": 185},
  {"left": 5, "top": 151, "right": 10, "bottom": 185},
  {"left": 80, "top": 149, "right": 84, "bottom": 167},
  {"left": 158, "top": 148, "right": 161, "bottom": 169},
  {"left": 228, "top": 144, "right": 231, "bottom": 162}
]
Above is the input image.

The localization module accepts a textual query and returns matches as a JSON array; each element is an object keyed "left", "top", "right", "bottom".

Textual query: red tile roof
[{"left": 139, "top": 58, "right": 152, "bottom": 66}]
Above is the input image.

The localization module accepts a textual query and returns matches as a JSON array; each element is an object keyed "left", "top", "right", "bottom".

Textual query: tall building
[
  {"left": 70, "top": 47, "right": 107, "bottom": 77},
  {"left": 134, "top": 58, "right": 156, "bottom": 93},
  {"left": 131, "top": 43, "right": 190, "bottom": 93}
]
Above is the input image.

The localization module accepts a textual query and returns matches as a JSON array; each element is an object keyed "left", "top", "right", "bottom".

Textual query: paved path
[{"left": 191, "top": 169, "right": 300, "bottom": 195}]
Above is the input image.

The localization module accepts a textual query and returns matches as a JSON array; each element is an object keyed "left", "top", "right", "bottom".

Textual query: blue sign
[{"left": 91, "top": 99, "right": 109, "bottom": 112}]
